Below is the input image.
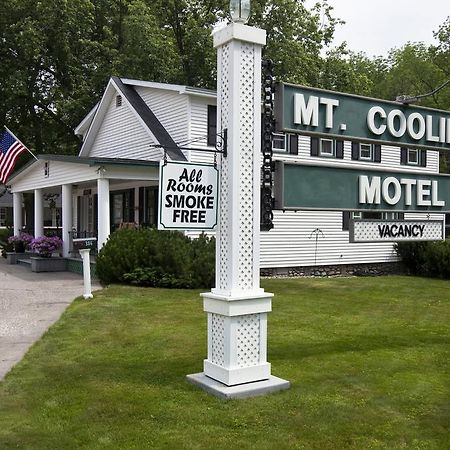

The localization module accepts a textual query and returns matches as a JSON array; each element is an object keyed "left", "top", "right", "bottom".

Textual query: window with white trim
[
  {"left": 351, "top": 142, "right": 381, "bottom": 162},
  {"left": 407, "top": 149, "right": 419, "bottom": 165},
  {"left": 272, "top": 133, "right": 287, "bottom": 152},
  {"left": 359, "top": 143, "right": 373, "bottom": 160},
  {"left": 320, "top": 138, "right": 334, "bottom": 156},
  {"left": 401, "top": 147, "right": 426, "bottom": 167}
]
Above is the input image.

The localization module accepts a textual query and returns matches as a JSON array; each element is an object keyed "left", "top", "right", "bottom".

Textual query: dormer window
[{"left": 116, "top": 95, "right": 122, "bottom": 107}]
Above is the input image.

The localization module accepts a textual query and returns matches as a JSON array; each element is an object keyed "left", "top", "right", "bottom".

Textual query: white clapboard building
[{"left": 7, "top": 77, "right": 447, "bottom": 271}]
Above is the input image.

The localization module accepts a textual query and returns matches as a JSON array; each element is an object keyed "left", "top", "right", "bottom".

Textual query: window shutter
[
  {"left": 310, "top": 137, "right": 319, "bottom": 156},
  {"left": 336, "top": 140, "right": 344, "bottom": 159},
  {"left": 93, "top": 195, "right": 98, "bottom": 234},
  {"left": 342, "top": 211, "right": 350, "bottom": 231},
  {"left": 289, "top": 134, "right": 299, "bottom": 155},
  {"left": 351, "top": 142, "right": 359, "bottom": 160},
  {"left": 400, "top": 147, "right": 407, "bottom": 165},
  {"left": 6, "top": 207, "right": 13, "bottom": 227},
  {"left": 374, "top": 144, "right": 381, "bottom": 162},
  {"left": 77, "top": 196, "right": 81, "bottom": 231},
  {"left": 420, "top": 150, "right": 427, "bottom": 167},
  {"left": 139, "top": 187, "right": 145, "bottom": 225},
  {"left": 207, "top": 105, "right": 217, "bottom": 147}
]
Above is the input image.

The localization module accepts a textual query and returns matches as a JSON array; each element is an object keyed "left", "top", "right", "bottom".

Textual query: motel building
[{"left": 6, "top": 76, "right": 450, "bottom": 273}]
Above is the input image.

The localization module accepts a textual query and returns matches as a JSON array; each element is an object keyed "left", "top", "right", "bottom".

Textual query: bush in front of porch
[
  {"left": 0, "top": 228, "right": 13, "bottom": 257},
  {"left": 96, "top": 228, "right": 215, "bottom": 289}
]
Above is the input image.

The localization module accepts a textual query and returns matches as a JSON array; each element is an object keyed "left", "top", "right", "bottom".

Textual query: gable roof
[
  {"left": 112, "top": 77, "right": 185, "bottom": 161},
  {"left": 78, "top": 77, "right": 187, "bottom": 161},
  {"left": 120, "top": 78, "right": 216, "bottom": 98}
]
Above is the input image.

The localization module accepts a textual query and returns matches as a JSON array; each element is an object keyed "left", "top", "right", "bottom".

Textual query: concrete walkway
[{"left": 0, "top": 257, "right": 102, "bottom": 380}]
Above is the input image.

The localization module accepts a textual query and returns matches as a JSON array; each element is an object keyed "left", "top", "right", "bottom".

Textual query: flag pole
[{"left": 4, "top": 126, "right": 38, "bottom": 161}]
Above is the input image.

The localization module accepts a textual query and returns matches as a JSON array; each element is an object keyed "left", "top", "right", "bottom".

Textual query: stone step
[{"left": 17, "top": 259, "right": 32, "bottom": 266}]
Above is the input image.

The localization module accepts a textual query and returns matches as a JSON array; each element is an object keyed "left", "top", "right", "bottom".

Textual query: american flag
[{"left": 0, "top": 128, "right": 27, "bottom": 184}]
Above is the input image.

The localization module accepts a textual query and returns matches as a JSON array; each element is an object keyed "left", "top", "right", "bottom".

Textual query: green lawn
[{"left": 0, "top": 276, "right": 449, "bottom": 449}]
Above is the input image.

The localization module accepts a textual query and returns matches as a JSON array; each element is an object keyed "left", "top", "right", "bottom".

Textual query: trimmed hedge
[
  {"left": 96, "top": 228, "right": 215, "bottom": 288},
  {"left": 0, "top": 228, "right": 13, "bottom": 258},
  {"left": 395, "top": 240, "right": 450, "bottom": 279}
]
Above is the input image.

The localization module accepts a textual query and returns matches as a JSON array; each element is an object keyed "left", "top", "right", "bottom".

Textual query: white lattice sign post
[{"left": 187, "top": 16, "right": 290, "bottom": 399}]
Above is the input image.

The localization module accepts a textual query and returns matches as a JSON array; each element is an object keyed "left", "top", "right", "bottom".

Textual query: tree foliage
[{"left": 1, "top": 0, "right": 450, "bottom": 167}]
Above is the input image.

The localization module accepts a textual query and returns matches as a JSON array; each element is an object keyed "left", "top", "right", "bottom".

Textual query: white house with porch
[
  {"left": 8, "top": 76, "right": 215, "bottom": 257},
  {"left": 7, "top": 76, "right": 446, "bottom": 271}
]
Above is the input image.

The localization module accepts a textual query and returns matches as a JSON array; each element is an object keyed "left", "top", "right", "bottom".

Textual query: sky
[{"left": 304, "top": 0, "right": 449, "bottom": 57}]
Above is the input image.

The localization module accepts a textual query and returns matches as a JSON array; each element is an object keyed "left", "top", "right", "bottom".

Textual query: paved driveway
[{"left": 0, "top": 257, "right": 102, "bottom": 380}]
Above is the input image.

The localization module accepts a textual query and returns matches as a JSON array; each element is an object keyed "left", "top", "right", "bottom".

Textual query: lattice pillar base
[{"left": 202, "top": 292, "right": 272, "bottom": 386}]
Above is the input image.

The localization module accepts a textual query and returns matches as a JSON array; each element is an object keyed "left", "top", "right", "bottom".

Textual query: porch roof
[
  {"left": 35, "top": 154, "right": 159, "bottom": 167},
  {"left": 8, "top": 155, "right": 160, "bottom": 193},
  {"left": 9, "top": 155, "right": 159, "bottom": 183}
]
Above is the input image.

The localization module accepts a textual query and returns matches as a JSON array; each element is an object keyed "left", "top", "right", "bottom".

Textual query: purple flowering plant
[
  {"left": 8, "top": 233, "right": 34, "bottom": 252},
  {"left": 30, "top": 236, "right": 63, "bottom": 257}
]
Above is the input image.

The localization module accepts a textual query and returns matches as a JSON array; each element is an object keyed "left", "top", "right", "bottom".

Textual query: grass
[{"left": 0, "top": 276, "right": 449, "bottom": 449}]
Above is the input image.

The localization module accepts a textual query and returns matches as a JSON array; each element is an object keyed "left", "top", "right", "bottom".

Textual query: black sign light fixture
[{"left": 230, "top": 0, "right": 250, "bottom": 23}]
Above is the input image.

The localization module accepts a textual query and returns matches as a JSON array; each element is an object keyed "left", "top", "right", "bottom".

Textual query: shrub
[
  {"left": 395, "top": 240, "right": 450, "bottom": 279},
  {"left": 395, "top": 241, "right": 429, "bottom": 275},
  {"left": 190, "top": 233, "right": 215, "bottom": 288},
  {"left": 0, "top": 228, "right": 13, "bottom": 243},
  {"left": 30, "top": 236, "right": 63, "bottom": 257},
  {"left": 422, "top": 240, "right": 450, "bottom": 278},
  {"left": 96, "top": 228, "right": 215, "bottom": 289},
  {"left": 0, "top": 228, "right": 13, "bottom": 258}
]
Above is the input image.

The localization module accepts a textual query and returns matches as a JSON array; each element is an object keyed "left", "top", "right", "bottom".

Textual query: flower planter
[
  {"left": 30, "top": 256, "right": 67, "bottom": 273},
  {"left": 6, "top": 252, "right": 26, "bottom": 265}
]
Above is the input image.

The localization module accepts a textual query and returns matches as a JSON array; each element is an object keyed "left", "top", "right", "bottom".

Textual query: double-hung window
[
  {"left": 401, "top": 147, "right": 426, "bottom": 167},
  {"left": 359, "top": 143, "right": 373, "bottom": 160},
  {"left": 351, "top": 142, "right": 381, "bottom": 162},
  {"left": 271, "top": 133, "right": 299, "bottom": 154},
  {"left": 272, "top": 133, "right": 287, "bottom": 152},
  {"left": 320, "top": 138, "right": 334, "bottom": 157},
  {"left": 407, "top": 149, "right": 419, "bottom": 165},
  {"left": 310, "top": 137, "right": 344, "bottom": 159}
]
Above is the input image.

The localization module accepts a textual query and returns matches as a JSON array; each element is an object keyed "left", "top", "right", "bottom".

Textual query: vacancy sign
[
  {"left": 158, "top": 161, "right": 219, "bottom": 230},
  {"left": 350, "top": 220, "right": 444, "bottom": 243}
]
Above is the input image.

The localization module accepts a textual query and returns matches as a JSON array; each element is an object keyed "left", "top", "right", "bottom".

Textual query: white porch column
[
  {"left": 188, "top": 22, "right": 289, "bottom": 396},
  {"left": 13, "top": 192, "right": 23, "bottom": 236},
  {"left": 97, "top": 178, "right": 110, "bottom": 250},
  {"left": 62, "top": 184, "right": 73, "bottom": 257},
  {"left": 34, "top": 189, "right": 44, "bottom": 237}
]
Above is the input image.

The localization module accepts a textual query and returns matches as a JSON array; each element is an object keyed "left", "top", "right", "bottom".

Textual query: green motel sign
[
  {"left": 275, "top": 83, "right": 450, "bottom": 151},
  {"left": 275, "top": 162, "right": 450, "bottom": 213}
]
